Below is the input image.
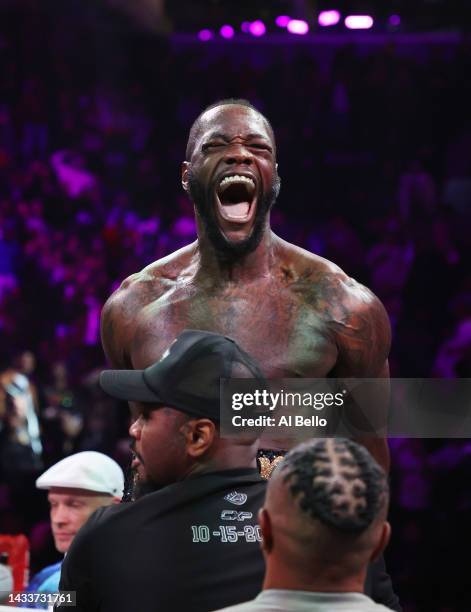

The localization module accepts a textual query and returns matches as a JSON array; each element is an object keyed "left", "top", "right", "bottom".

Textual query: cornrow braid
[{"left": 280, "top": 438, "right": 388, "bottom": 533}]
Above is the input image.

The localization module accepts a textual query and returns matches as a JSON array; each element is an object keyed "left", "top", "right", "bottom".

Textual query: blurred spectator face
[
  {"left": 17, "top": 350, "right": 36, "bottom": 375},
  {"left": 52, "top": 361, "right": 68, "bottom": 385},
  {"left": 48, "top": 487, "right": 115, "bottom": 553}
]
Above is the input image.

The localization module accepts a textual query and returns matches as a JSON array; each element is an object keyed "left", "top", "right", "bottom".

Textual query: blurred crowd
[{"left": 0, "top": 4, "right": 470, "bottom": 610}]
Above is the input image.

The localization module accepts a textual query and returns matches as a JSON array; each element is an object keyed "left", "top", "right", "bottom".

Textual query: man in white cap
[{"left": 27, "top": 451, "right": 124, "bottom": 597}]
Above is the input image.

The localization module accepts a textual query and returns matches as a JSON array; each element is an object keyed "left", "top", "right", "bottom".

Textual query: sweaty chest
[{"left": 130, "top": 286, "right": 337, "bottom": 377}]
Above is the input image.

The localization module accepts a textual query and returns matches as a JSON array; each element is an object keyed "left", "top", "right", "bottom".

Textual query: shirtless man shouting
[{"left": 100, "top": 99, "right": 391, "bottom": 471}]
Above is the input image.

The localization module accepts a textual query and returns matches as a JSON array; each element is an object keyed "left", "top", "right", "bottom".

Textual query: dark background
[{"left": 0, "top": 1, "right": 470, "bottom": 610}]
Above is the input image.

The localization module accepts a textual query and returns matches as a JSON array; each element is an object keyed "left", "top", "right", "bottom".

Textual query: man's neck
[
  {"left": 183, "top": 443, "right": 259, "bottom": 479},
  {"left": 263, "top": 560, "right": 366, "bottom": 595},
  {"left": 194, "top": 223, "right": 277, "bottom": 285}
]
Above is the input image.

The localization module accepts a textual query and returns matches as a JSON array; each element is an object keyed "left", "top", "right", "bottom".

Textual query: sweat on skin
[{"left": 100, "top": 101, "right": 392, "bottom": 471}]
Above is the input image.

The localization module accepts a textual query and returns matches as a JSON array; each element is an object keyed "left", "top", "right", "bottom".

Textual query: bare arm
[
  {"left": 100, "top": 266, "right": 168, "bottom": 369},
  {"left": 100, "top": 294, "right": 128, "bottom": 368},
  {"left": 330, "top": 278, "right": 392, "bottom": 472},
  {"left": 100, "top": 272, "right": 147, "bottom": 369}
]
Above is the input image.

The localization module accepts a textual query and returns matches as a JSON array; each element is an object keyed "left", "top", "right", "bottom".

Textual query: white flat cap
[
  {"left": 36, "top": 451, "right": 124, "bottom": 497},
  {"left": 0, "top": 564, "right": 13, "bottom": 596}
]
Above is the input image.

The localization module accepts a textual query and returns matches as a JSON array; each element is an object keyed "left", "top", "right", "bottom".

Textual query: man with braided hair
[{"left": 217, "top": 438, "right": 393, "bottom": 612}]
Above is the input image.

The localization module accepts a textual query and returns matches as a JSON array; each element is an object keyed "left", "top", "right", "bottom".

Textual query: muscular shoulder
[
  {"left": 109, "top": 243, "right": 196, "bottom": 306},
  {"left": 278, "top": 237, "right": 391, "bottom": 375},
  {"left": 100, "top": 244, "right": 196, "bottom": 367},
  {"left": 325, "top": 273, "right": 391, "bottom": 372}
]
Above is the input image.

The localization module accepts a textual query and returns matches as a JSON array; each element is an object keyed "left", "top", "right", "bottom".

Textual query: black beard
[
  {"left": 122, "top": 465, "right": 162, "bottom": 502},
  {"left": 188, "top": 169, "right": 280, "bottom": 261},
  {"left": 133, "top": 475, "right": 162, "bottom": 499}
]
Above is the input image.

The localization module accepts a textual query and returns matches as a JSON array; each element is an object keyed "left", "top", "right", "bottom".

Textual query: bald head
[
  {"left": 260, "top": 439, "right": 390, "bottom": 581},
  {"left": 185, "top": 98, "right": 276, "bottom": 160}
]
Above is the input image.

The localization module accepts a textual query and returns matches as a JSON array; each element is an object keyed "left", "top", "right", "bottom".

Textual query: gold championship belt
[{"left": 257, "top": 449, "right": 286, "bottom": 480}]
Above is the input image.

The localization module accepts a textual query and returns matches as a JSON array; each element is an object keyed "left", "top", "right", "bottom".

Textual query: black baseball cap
[{"left": 99, "top": 330, "right": 266, "bottom": 422}]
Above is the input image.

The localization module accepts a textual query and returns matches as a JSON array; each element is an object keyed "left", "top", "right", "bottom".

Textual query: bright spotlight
[
  {"left": 275, "top": 15, "right": 291, "bottom": 28},
  {"left": 318, "top": 10, "right": 341, "bottom": 27},
  {"left": 198, "top": 29, "right": 213, "bottom": 41},
  {"left": 249, "top": 20, "right": 266, "bottom": 37},
  {"left": 220, "top": 25, "right": 234, "bottom": 39},
  {"left": 344, "top": 15, "right": 374, "bottom": 30},
  {"left": 287, "top": 19, "right": 309, "bottom": 35}
]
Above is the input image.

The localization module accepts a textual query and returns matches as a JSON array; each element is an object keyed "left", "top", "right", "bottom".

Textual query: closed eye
[
  {"left": 69, "top": 501, "right": 85, "bottom": 509},
  {"left": 202, "top": 142, "right": 225, "bottom": 151}
]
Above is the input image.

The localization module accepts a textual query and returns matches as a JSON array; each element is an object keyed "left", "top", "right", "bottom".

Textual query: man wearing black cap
[
  {"left": 57, "top": 331, "right": 400, "bottom": 612},
  {"left": 57, "top": 330, "right": 268, "bottom": 612}
]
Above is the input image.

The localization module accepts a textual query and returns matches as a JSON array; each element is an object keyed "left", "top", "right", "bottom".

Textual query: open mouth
[{"left": 216, "top": 174, "right": 257, "bottom": 224}]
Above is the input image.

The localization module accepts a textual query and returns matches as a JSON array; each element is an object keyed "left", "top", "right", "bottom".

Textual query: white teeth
[{"left": 219, "top": 175, "right": 255, "bottom": 189}]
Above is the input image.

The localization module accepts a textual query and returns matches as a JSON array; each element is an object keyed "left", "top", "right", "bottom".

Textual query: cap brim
[{"left": 100, "top": 369, "right": 160, "bottom": 402}]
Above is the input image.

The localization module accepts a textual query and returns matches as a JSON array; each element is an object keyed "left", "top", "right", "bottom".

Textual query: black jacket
[{"left": 57, "top": 468, "right": 401, "bottom": 612}]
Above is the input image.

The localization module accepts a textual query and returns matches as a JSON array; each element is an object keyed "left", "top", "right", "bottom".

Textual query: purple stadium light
[
  {"left": 275, "top": 15, "right": 291, "bottom": 28},
  {"left": 388, "top": 14, "right": 401, "bottom": 27},
  {"left": 249, "top": 20, "right": 266, "bottom": 37},
  {"left": 344, "top": 15, "right": 373, "bottom": 30},
  {"left": 220, "top": 25, "right": 234, "bottom": 39},
  {"left": 287, "top": 19, "right": 309, "bottom": 35},
  {"left": 198, "top": 29, "right": 213, "bottom": 41},
  {"left": 318, "top": 10, "right": 341, "bottom": 27}
]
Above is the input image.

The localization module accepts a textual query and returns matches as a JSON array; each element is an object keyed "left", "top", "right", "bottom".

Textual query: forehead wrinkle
[
  {"left": 201, "top": 104, "right": 266, "bottom": 125},
  {"left": 48, "top": 489, "right": 106, "bottom": 501},
  {"left": 186, "top": 103, "right": 277, "bottom": 161},
  {"left": 204, "top": 130, "right": 270, "bottom": 142},
  {"left": 198, "top": 107, "right": 273, "bottom": 147}
]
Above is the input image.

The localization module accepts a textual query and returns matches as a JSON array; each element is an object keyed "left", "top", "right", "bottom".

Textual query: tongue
[{"left": 222, "top": 202, "right": 250, "bottom": 219}]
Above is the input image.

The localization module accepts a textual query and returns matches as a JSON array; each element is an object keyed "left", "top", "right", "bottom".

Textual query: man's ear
[
  {"left": 258, "top": 508, "right": 273, "bottom": 554},
  {"left": 370, "top": 521, "right": 391, "bottom": 562},
  {"left": 181, "top": 161, "right": 191, "bottom": 193},
  {"left": 183, "top": 418, "right": 216, "bottom": 458}
]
